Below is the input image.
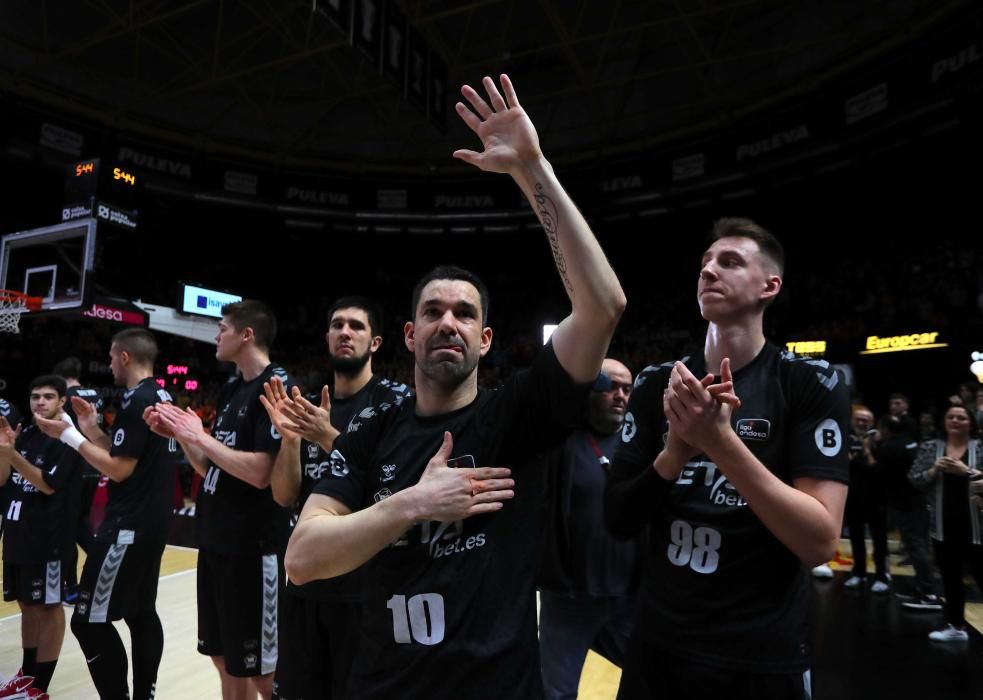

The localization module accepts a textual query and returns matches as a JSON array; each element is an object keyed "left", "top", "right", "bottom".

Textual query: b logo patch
[
  {"left": 621, "top": 412, "right": 637, "bottom": 443},
  {"left": 329, "top": 449, "right": 349, "bottom": 477},
  {"left": 113, "top": 429, "right": 125, "bottom": 447},
  {"left": 814, "top": 419, "right": 842, "bottom": 457}
]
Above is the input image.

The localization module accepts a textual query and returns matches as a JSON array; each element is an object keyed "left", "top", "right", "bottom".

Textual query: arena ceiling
[{"left": 0, "top": 0, "right": 971, "bottom": 173}]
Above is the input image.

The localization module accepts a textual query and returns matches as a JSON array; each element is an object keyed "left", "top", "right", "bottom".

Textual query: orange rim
[{"left": 0, "top": 290, "right": 43, "bottom": 312}]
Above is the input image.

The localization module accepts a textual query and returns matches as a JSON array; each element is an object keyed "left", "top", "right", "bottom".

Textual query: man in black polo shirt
[
  {"left": 606, "top": 219, "right": 850, "bottom": 700},
  {"left": 0, "top": 375, "right": 80, "bottom": 698},
  {"left": 285, "top": 73, "right": 626, "bottom": 700},
  {"left": 35, "top": 329, "right": 177, "bottom": 700},
  {"left": 147, "top": 300, "right": 291, "bottom": 700},
  {"left": 263, "top": 296, "right": 410, "bottom": 700},
  {"left": 538, "top": 358, "right": 638, "bottom": 699}
]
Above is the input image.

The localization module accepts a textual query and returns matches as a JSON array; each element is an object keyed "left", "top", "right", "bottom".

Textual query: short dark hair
[
  {"left": 29, "top": 374, "right": 67, "bottom": 398},
  {"left": 328, "top": 296, "right": 381, "bottom": 335},
  {"left": 112, "top": 328, "right": 158, "bottom": 367},
  {"left": 52, "top": 356, "right": 82, "bottom": 379},
  {"left": 889, "top": 392, "right": 909, "bottom": 403},
  {"left": 222, "top": 300, "right": 277, "bottom": 351},
  {"left": 411, "top": 265, "right": 490, "bottom": 324},
  {"left": 710, "top": 218, "right": 785, "bottom": 276}
]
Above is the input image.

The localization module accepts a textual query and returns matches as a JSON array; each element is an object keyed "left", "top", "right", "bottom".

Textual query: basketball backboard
[{"left": 0, "top": 218, "right": 97, "bottom": 311}]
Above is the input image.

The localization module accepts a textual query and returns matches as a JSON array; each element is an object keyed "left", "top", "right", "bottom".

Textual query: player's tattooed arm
[{"left": 452, "top": 73, "right": 625, "bottom": 383}]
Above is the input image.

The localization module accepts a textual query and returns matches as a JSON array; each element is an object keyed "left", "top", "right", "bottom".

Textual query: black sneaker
[{"left": 901, "top": 593, "right": 943, "bottom": 610}]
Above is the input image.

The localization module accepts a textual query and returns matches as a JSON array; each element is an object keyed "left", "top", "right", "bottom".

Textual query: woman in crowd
[{"left": 909, "top": 403, "right": 983, "bottom": 642}]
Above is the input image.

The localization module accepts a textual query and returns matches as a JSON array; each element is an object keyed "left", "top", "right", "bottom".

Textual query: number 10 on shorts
[{"left": 387, "top": 593, "right": 445, "bottom": 645}]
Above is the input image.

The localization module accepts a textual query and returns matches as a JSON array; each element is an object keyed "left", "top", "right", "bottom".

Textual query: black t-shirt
[
  {"left": 288, "top": 374, "right": 411, "bottom": 601},
  {"left": 608, "top": 343, "right": 850, "bottom": 673},
  {"left": 0, "top": 398, "right": 23, "bottom": 526},
  {"left": 3, "top": 425, "right": 81, "bottom": 562},
  {"left": 539, "top": 427, "right": 637, "bottom": 596},
  {"left": 942, "top": 449, "right": 971, "bottom": 536},
  {"left": 100, "top": 378, "right": 179, "bottom": 544},
  {"left": 875, "top": 432, "right": 920, "bottom": 510},
  {"left": 312, "top": 342, "right": 588, "bottom": 700},
  {"left": 196, "top": 364, "right": 292, "bottom": 556}
]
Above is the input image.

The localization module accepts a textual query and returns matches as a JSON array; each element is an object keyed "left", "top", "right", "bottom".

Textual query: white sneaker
[
  {"left": 843, "top": 575, "right": 864, "bottom": 589},
  {"left": 870, "top": 580, "right": 890, "bottom": 594},
  {"left": 811, "top": 564, "right": 834, "bottom": 579},
  {"left": 929, "top": 624, "right": 969, "bottom": 642}
]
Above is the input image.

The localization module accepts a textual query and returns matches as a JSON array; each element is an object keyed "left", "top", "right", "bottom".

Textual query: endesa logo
[
  {"left": 83, "top": 304, "right": 146, "bottom": 326},
  {"left": 736, "top": 419, "right": 771, "bottom": 442}
]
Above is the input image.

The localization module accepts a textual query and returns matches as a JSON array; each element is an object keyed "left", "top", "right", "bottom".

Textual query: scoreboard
[{"left": 63, "top": 158, "right": 139, "bottom": 230}]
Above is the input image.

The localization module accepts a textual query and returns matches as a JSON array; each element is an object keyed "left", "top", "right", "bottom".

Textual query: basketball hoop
[{"left": 0, "top": 290, "right": 42, "bottom": 334}]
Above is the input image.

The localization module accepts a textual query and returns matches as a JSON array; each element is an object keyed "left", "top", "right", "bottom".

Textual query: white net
[{"left": 0, "top": 295, "right": 30, "bottom": 334}]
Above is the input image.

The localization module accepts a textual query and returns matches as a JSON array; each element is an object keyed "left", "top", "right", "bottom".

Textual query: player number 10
[
  {"left": 387, "top": 593, "right": 445, "bottom": 645},
  {"left": 667, "top": 520, "right": 721, "bottom": 574}
]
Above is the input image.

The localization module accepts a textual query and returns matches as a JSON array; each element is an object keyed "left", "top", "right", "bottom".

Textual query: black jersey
[
  {"left": 2, "top": 425, "right": 81, "bottom": 563},
  {"left": 0, "top": 399, "right": 23, "bottom": 531},
  {"left": 64, "top": 385, "right": 104, "bottom": 428},
  {"left": 99, "top": 378, "right": 179, "bottom": 545},
  {"left": 289, "top": 375, "right": 412, "bottom": 601},
  {"left": 607, "top": 343, "right": 850, "bottom": 673},
  {"left": 312, "top": 342, "right": 588, "bottom": 700},
  {"left": 196, "top": 364, "right": 293, "bottom": 556}
]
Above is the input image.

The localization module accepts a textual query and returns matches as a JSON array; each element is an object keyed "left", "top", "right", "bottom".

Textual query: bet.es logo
[
  {"left": 736, "top": 419, "right": 771, "bottom": 442},
  {"left": 815, "top": 419, "right": 843, "bottom": 457}
]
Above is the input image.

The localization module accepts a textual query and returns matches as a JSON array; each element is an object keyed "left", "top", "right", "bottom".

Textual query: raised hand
[
  {"left": 71, "top": 396, "right": 101, "bottom": 435},
  {"left": 0, "top": 417, "right": 20, "bottom": 457},
  {"left": 259, "top": 377, "right": 301, "bottom": 442},
  {"left": 409, "top": 432, "right": 514, "bottom": 522},
  {"left": 664, "top": 359, "right": 739, "bottom": 453},
  {"left": 148, "top": 403, "right": 206, "bottom": 445},
  {"left": 34, "top": 412, "right": 70, "bottom": 440},
  {"left": 143, "top": 405, "right": 176, "bottom": 439},
  {"left": 453, "top": 74, "right": 542, "bottom": 175},
  {"left": 277, "top": 385, "right": 337, "bottom": 448}
]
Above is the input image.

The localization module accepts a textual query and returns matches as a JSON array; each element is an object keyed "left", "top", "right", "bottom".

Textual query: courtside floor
[{"left": 0, "top": 544, "right": 981, "bottom": 698}]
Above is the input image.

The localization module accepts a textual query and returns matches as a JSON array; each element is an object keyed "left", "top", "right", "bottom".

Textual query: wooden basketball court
[{"left": 1, "top": 542, "right": 981, "bottom": 698}]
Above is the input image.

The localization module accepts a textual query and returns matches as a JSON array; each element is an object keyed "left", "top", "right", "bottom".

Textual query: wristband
[{"left": 60, "top": 426, "right": 87, "bottom": 451}]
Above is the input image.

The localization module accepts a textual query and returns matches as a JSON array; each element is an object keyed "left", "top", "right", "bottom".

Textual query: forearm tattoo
[{"left": 534, "top": 183, "right": 574, "bottom": 297}]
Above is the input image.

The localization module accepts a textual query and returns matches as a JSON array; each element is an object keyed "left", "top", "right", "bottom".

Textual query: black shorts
[
  {"left": 2, "top": 560, "right": 67, "bottom": 605},
  {"left": 273, "top": 591, "right": 362, "bottom": 700},
  {"left": 197, "top": 550, "right": 282, "bottom": 678},
  {"left": 73, "top": 536, "right": 165, "bottom": 623},
  {"left": 617, "top": 635, "right": 812, "bottom": 700}
]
